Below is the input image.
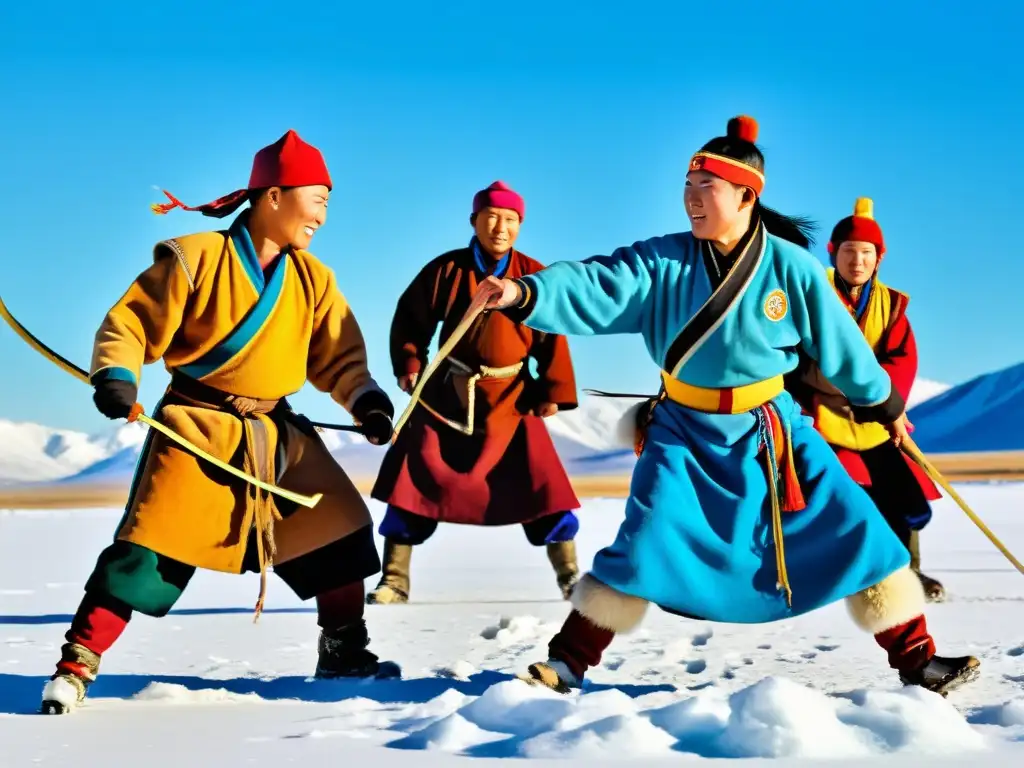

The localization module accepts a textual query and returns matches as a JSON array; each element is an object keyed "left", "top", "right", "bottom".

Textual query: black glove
[
  {"left": 93, "top": 379, "right": 138, "bottom": 420},
  {"left": 352, "top": 389, "right": 395, "bottom": 446}
]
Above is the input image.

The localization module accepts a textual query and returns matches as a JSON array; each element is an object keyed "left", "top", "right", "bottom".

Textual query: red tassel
[
  {"left": 781, "top": 459, "right": 806, "bottom": 512},
  {"left": 763, "top": 406, "right": 806, "bottom": 512},
  {"left": 634, "top": 429, "right": 646, "bottom": 458},
  {"left": 150, "top": 190, "right": 189, "bottom": 215},
  {"left": 150, "top": 188, "right": 249, "bottom": 219}
]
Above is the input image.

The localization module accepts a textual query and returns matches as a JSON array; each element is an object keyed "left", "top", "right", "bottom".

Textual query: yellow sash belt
[{"left": 659, "top": 371, "right": 784, "bottom": 413}]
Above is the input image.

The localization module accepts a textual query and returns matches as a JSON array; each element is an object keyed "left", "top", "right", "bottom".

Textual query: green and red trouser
[{"left": 58, "top": 530, "right": 377, "bottom": 678}]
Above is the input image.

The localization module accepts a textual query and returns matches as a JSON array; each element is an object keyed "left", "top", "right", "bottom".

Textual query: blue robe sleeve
[
  {"left": 504, "top": 244, "right": 655, "bottom": 336},
  {"left": 790, "top": 255, "right": 904, "bottom": 423}
]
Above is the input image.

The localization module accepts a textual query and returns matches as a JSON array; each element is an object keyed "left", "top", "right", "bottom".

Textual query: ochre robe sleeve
[
  {"left": 306, "top": 267, "right": 383, "bottom": 413},
  {"left": 389, "top": 261, "right": 443, "bottom": 379},
  {"left": 530, "top": 331, "right": 578, "bottom": 410},
  {"left": 90, "top": 246, "right": 194, "bottom": 386}
]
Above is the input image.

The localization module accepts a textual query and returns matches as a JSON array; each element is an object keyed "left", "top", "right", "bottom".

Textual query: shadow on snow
[{"left": 0, "top": 669, "right": 675, "bottom": 718}]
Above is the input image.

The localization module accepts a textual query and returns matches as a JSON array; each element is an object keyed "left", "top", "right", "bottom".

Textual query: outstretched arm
[{"left": 490, "top": 245, "right": 656, "bottom": 336}]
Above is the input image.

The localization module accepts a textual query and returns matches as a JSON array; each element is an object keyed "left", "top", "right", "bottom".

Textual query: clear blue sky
[{"left": 0, "top": 1, "right": 1020, "bottom": 434}]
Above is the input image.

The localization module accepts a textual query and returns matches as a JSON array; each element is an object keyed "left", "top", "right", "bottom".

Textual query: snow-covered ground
[{"left": 2, "top": 483, "right": 1024, "bottom": 765}]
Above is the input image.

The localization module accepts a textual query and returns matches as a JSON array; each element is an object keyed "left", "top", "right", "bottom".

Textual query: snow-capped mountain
[
  {"left": 0, "top": 418, "right": 147, "bottom": 485},
  {"left": 908, "top": 378, "right": 951, "bottom": 408},
  {"left": 0, "top": 378, "right": 951, "bottom": 491}
]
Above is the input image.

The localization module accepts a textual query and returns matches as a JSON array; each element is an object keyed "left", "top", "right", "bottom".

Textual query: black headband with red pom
[{"left": 688, "top": 115, "right": 765, "bottom": 196}]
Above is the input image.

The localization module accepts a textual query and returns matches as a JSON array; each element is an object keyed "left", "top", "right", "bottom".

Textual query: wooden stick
[
  {"left": 391, "top": 297, "right": 489, "bottom": 441},
  {"left": 902, "top": 436, "right": 1024, "bottom": 576}
]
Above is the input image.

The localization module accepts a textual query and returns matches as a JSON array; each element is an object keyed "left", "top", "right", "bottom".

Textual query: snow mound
[
  {"left": 284, "top": 676, "right": 992, "bottom": 760},
  {"left": 389, "top": 713, "right": 509, "bottom": 752},
  {"left": 132, "top": 682, "right": 265, "bottom": 705},
  {"left": 479, "top": 615, "right": 545, "bottom": 646}
]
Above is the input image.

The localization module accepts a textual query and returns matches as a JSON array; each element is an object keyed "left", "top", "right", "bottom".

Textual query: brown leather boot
[
  {"left": 314, "top": 619, "right": 401, "bottom": 679},
  {"left": 366, "top": 539, "right": 412, "bottom": 605},
  {"left": 546, "top": 541, "right": 580, "bottom": 599}
]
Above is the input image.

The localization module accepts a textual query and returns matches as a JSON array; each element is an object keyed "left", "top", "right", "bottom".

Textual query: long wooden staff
[
  {"left": 391, "top": 294, "right": 490, "bottom": 440},
  {"left": 901, "top": 436, "right": 1024, "bottom": 576},
  {"left": 0, "top": 293, "right": 322, "bottom": 509}
]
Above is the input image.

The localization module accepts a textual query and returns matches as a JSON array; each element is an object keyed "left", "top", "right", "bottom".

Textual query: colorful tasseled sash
[{"left": 756, "top": 402, "right": 807, "bottom": 608}]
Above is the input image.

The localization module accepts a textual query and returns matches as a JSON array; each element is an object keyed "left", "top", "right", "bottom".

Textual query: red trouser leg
[
  {"left": 57, "top": 593, "right": 133, "bottom": 677},
  {"left": 315, "top": 581, "right": 366, "bottom": 630},
  {"left": 873, "top": 613, "right": 936, "bottom": 672},
  {"left": 547, "top": 609, "right": 616, "bottom": 679}
]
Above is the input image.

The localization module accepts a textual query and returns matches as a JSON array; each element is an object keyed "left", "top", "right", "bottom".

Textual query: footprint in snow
[
  {"left": 684, "top": 659, "right": 707, "bottom": 674},
  {"left": 1007, "top": 646, "right": 1024, "bottom": 657},
  {"left": 691, "top": 628, "right": 713, "bottom": 647},
  {"left": 815, "top": 644, "right": 840, "bottom": 652}
]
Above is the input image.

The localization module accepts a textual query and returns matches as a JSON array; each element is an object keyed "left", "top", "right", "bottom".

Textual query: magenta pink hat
[{"left": 472, "top": 180, "right": 525, "bottom": 221}]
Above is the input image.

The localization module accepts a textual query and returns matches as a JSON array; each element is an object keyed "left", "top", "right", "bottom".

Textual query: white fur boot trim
[
  {"left": 845, "top": 565, "right": 926, "bottom": 634},
  {"left": 614, "top": 401, "right": 645, "bottom": 448},
  {"left": 41, "top": 676, "right": 83, "bottom": 713},
  {"left": 570, "top": 573, "right": 649, "bottom": 633}
]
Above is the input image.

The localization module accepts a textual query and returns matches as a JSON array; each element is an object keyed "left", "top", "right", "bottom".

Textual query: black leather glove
[
  {"left": 352, "top": 389, "right": 395, "bottom": 446},
  {"left": 93, "top": 379, "right": 138, "bottom": 420}
]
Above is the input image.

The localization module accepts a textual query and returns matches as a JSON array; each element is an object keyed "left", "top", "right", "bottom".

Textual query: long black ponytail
[
  {"left": 698, "top": 119, "right": 818, "bottom": 249},
  {"left": 755, "top": 201, "right": 817, "bottom": 249}
]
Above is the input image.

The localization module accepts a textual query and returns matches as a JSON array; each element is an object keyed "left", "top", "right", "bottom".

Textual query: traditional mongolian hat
[
  {"left": 828, "top": 197, "right": 886, "bottom": 259},
  {"left": 151, "top": 129, "right": 332, "bottom": 218}
]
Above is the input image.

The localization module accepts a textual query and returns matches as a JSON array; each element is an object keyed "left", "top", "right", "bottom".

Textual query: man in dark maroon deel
[{"left": 369, "top": 181, "right": 582, "bottom": 605}]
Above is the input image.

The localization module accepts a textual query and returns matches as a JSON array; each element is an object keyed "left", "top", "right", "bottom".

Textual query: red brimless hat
[{"left": 150, "top": 129, "right": 332, "bottom": 218}]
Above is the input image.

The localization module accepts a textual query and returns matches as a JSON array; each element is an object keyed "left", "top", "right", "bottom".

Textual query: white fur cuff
[
  {"left": 614, "top": 401, "right": 645, "bottom": 448},
  {"left": 845, "top": 566, "right": 926, "bottom": 635},
  {"left": 570, "top": 573, "right": 649, "bottom": 633}
]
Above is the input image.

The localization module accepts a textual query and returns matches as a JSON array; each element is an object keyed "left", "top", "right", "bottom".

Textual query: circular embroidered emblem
[{"left": 764, "top": 289, "right": 788, "bottom": 322}]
